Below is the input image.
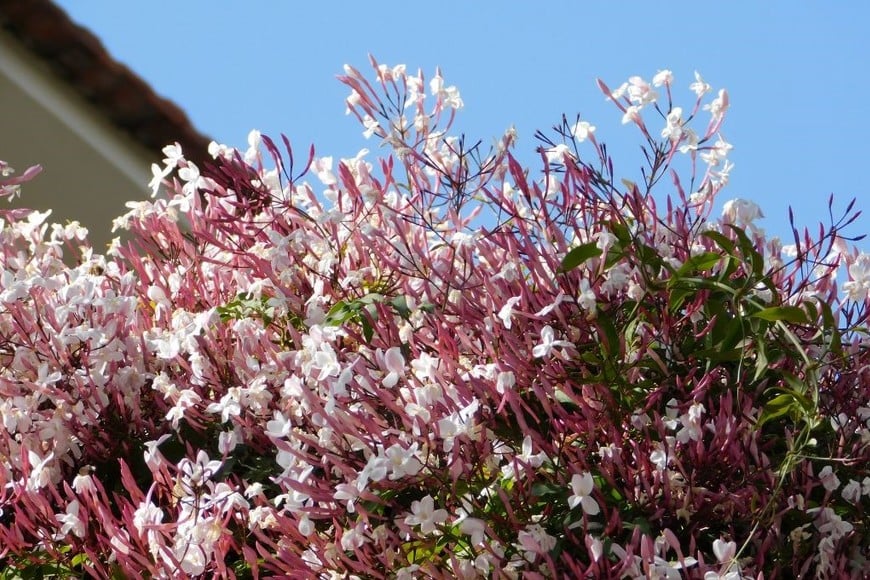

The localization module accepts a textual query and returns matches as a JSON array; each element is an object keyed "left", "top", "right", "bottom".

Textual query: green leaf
[
  {"left": 675, "top": 251, "right": 722, "bottom": 277},
  {"left": 609, "top": 220, "right": 632, "bottom": 246},
  {"left": 558, "top": 242, "right": 600, "bottom": 273},
  {"left": 753, "top": 340, "right": 770, "bottom": 382},
  {"left": 818, "top": 300, "right": 842, "bottom": 355},
  {"left": 390, "top": 295, "right": 411, "bottom": 318},
  {"left": 757, "top": 393, "right": 799, "bottom": 428},
  {"left": 726, "top": 224, "right": 765, "bottom": 279},
  {"left": 360, "top": 315, "right": 374, "bottom": 343},
  {"left": 325, "top": 300, "right": 353, "bottom": 326},
  {"left": 751, "top": 306, "right": 809, "bottom": 325},
  {"left": 532, "top": 482, "right": 564, "bottom": 498},
  {"left": 595, "top": 312, "right": 620, "bottom": 357},
  {"left": 701, "top": 230, "right": 736, "bottom": 255}
]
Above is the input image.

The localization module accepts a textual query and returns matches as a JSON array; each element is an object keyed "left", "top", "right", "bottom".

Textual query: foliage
[{"left": 0, "top": 59, "right": 868, "bottom": 578}]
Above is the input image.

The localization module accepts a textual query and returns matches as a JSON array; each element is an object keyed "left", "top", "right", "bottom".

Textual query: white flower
[
  {"left": 362, "top": 115, "right": 380, "bottom": 139},
  {"left": 622, "top": 105, "right": 642, "bottom": 125},
  {"left": 72, "top": 468, "right": 95, "bottom": 494},
  {"left": 567, "top": 472, "right": 600, "bottom": 515},
  {"left": 460, "top": 517, "right": 487, "bottom": 546},
  {"left": 690, "top": 71, "right": 711, "bottom": 97},
  {"left": 357, "top": 453, "right": 390, "bottom": 492},
  {"left": 713, "top": 538, "right": 736, "bottom": 563},
  {"left": 532, "top": 325, "right": 572, "bottom": 358},
  {"left": 178, "top": 162, "right": 206, "bottom": 196},
  {"left": 341, "top": 521, "right": 367, "bottom": 550},
  {"left": 843, "top": 253, "right": 870, "bottom": 301},
  {"left": 700, "top": 135, "right": 733, "bottom": 167},
  {"left": 437, "top": 398, "right": 480, "bottom": 452},
  {"left": 218, "top": 430, "right": 239, "bottom": 454},
  {"left": 404, "top": 495, "right": 448, "bottom": 534},
  {"left": 206, "top": 388, "right": 242, "bottom": 423},
  {"left": 178, "top": 450, "right": 222, "bottom": 488},
  {"left": 265, "top": 411, "right": 292, "bottom": 439},
  {"left": 818, "top": 465, "right": 841, "bottom": 492},
  {"left": 812, "top": 507, "right": 853, "bottom": 539},
  {"left": 840, "top": 479, "right": 861, "bottom": 504},
  {"left": 430, "top": 74, "right": 463, "bottom": 109},
  {"left": 676, "top": 402, "right": 706, "bottom": 443},
  {"left": 26, "top": 450, "right": 56, "bottom": 491},
  {"left": 586, "top": 535, "right": 603, "bottom": 561},
  {"left": 661, "top": 107, "right": 684, "bottom": 141},
  {"left": 133, "top": 501, "right": 163, "bottom": 534},
  {"left": 571, "top": 121, "right": 596, "bottom": 142},
  {"left": 385, "top": 442, "right": 423, "bottom": 479},
  {"left": 503, "top": 435, "right": 546, "bottom": 479},
  {"left": 652, "top": 69, "right": 674, "bottom": 87},
  {"left": 516, "top": 523, "right": 557, "bottom": 561},
  {"left": 578, "top": 278, "right": 597, "bottom": 311},
  {"left": 334, "top": 482, "right": 359, "bottom": 514},
  {"left": 650, "top": 439, "right": 673, "bottom": 470},
  {"left": 411, "top": 352, "right": 440, "bottom": 381},
  {"left": 496, "top": 371, "right": 516, "bottom": 394},
  {"left": 544, "top": 144, "right": 573, "bottom": 164},
  {"left": 498, "top": 296, "right": 523, "bottom": 329},
  {"left": 535, "top": 291, "right": 566, "bottom": 317},
  {"left": 722, "top": 198, "right": 763, "bottom": 226},
  {"left": 704, "top": 89, "right": 730, "bottom": 119},
  {"left": 625, "top": 76, "right": 658, "bottom": 105},
  {"left": 678, "top": 128, "right": 700, "bottom": 153},
  {"left": 382, "top": 347, "right": 405, "bottom": 388},
  {"left": 652, "top": 555, "right": 698, "bottom": 579},
  {"left": 56, "top": 500, "right": 86, "bottom": 539}
]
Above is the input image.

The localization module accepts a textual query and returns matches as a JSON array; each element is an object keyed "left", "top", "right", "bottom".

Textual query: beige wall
[{"left": 0, "top": 28, "right": 155, "bottom": 251}]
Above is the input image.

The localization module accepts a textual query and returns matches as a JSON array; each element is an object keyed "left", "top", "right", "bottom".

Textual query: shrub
[{"left": 0, "top": 58, "right": 867, "bottom": 578}]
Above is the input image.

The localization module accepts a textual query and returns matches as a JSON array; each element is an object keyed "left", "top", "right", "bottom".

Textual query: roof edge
[{"left": 0, "top": 0, "right": 213, "bottom": 166}]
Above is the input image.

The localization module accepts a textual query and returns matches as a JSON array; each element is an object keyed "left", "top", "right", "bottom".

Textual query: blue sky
[{"left": 54, "top": 1, "right": 869, "bottom": 245}]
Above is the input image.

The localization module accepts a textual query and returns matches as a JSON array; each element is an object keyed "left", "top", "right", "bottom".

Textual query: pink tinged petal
[
  {"left": 382, "top": 347, "right": 405, "bottom": 387},
  {"left": 497, "top": 296, "right": 522, "bottom": 329},
  {"left": 819, "top": 466, "right": 841, "bottom": 491},
  {"left": 713, "top": 539, "right": 736, "bottom": 563}
]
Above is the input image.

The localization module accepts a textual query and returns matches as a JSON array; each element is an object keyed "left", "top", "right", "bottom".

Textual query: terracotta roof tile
[{"left": 0, "top": 0, "right": 212, "bottom": 165}]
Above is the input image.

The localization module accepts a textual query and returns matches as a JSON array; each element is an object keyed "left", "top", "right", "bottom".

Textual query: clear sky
[{"left": 53, "top": 1, "right": 870, "bottom": 246}]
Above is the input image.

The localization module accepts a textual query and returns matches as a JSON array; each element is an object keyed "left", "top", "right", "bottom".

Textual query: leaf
[
  {"left": 757, "top": 393, "right": 799, "bottom": 428},
  {"left": 360, "top": 315, "right": 374, "bottom": 343},
  {"left": 390, "top": 295, "right": 411, "bottom": 318},
  {"left": 726, "top": 224, "right": 765, "bottom": 279},
  {"left": 753, "top": 340, "right": 769, "bottom": 382},
  {"left": 818, "top": 300, "right": 842, "bottom": 355},
  {"left": 701, "top": 230, "right": 736, "bottom": 255},
  {"left": 751, "top": 306, "right": 809, "bottom": 325},
  {"left": 532, "top": 482, "right": 563, "bottom": 498},
  {"left": 559, "top": 242, "right": 600, "bottom": 273},
  {"left": 325, "top": 300, "right": 353, "bottom": 326},
  {"left": 674, "top": 251, "right": 722, "bottom": 277},
  {"left": 621, "top": 178, "right": 638, "bottom": 192},
  {"left": 595, "top": 312, "right": 620, "bottom": 358}
]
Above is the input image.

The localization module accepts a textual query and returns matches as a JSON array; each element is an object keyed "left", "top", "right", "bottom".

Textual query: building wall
[{"left": 0, "top": 27, "right": 155, "bottom": 251}]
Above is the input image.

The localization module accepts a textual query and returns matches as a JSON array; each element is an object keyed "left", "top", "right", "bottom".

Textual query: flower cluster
[{"left": 0, "top": 59, "right": 867, "bottom": 578}]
